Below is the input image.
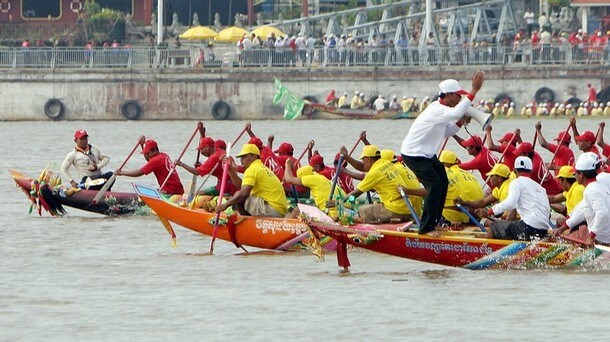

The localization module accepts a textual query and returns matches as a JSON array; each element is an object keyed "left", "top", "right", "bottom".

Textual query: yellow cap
[
  {"left": 296, "top": 165, "right": 314, "bottom": 178},
  {"left": 359, "top": 145, "right": 380, "bottom": 159},
  {"left": 486, "top": 163, "right": 510, "bottom": 178},
  {"left": 380, "top": 149, "right": 395, "bottom": 161},
  {"left": 439, "top": 150, "right": 458, "bottom": 164},
  {"left": 555, "top": 165, "right": 576, "bottom": 179},
  {"left": 236, "top": 143, "right": 260, "bottom": 157}
]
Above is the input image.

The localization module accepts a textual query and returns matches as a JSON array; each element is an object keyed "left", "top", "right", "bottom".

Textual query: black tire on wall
[
  {"left": 211, "top": 100, "right": 231, "bottom": 120},
  {"left": 44, "top": 98, "right": 65, "bottom": 120},
  {"left": 121, "top": 100, "right": 142, "bottom": 120},
  {"left": 534, "top": 87, "right": 555, "bottom": 104},
  {"left": 494, "top": 93, "right": 513, "bottom": 106}
]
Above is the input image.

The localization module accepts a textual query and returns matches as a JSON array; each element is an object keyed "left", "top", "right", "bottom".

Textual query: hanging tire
[
  {"left": 534, "top": 87, "right": 555, "bottom": 104},
  {"left": 211, "top": 100, "right": 231, "bottom": 120},
  {"left": 494, "top": 93, "right": 513, "bottom": 106},
  {"left": 121, "top": 100, "right": 142, "bottom": 120},
  {"left": 44, "top": 98, "right": 65, "bottom": 120}
]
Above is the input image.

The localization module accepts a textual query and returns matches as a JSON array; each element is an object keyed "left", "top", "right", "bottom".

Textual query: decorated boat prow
[
  {"left": 298, "top": 204, "right": 610, "bottom": 270},
  {"left": 134, "top": 183, "right": 332, "bottom": 251},
  {"left": 10, "top": 169, "right": 145, "bottom": 216}
]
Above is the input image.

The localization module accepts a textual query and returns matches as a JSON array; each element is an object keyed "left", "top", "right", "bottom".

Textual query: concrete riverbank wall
[{"left": 0, "top": 65, "right": 609, "bottom": 121}]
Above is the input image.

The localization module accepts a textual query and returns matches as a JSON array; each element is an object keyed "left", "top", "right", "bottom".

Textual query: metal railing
[{"left": 0, "top": 44, "right": 608, "bottom": 69}]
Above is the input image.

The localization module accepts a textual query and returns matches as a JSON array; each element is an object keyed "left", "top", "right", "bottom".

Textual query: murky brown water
[{"left": 2, "top": 118, "right": 610, "bottom": 340}]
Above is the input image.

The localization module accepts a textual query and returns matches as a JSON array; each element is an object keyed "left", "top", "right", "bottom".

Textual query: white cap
[
  {"left": 360, "top": 93, "right": 365, "bottom": 97},
  {"left": 378, "top": 94, "right": 383, "bottom": 98},
  {"left": 403, "top": 95, "right": 408, "bottom": 99},
  {"left": 343, "top": 91, "right": 348, "bottom": 95},
  {"left": 575, "top": 152, "right": 599, "bottom": 171},
  {"left": 392, "top": 95, "right": 397, "bottom": 99},
  {"left": 514, "top": 156, "right": 533, "bottom": 171},
  {"left": 355, "top": 91, "right": 359, "bottom": 95},
  {"left": 438, "top": 79, "right": 467, "bottom": 95}
]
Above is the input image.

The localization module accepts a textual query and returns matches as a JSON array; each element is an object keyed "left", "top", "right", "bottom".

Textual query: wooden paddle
[
  {"left": 456, "top": 204, "right": 486, "bottom": 232},
  {"left": 186, "top": 123, "right": 206, "bottom": 201},
  {"left": 210, "top": 142, "right": 232, "bottom": 254},
  {"left": 328, "top": 155, "right": 344, "bottom": 204},
  {"left": 92, "top": 136, "right": 145, "bottom": 205},
  {"left": 540, "top": 121, "right": 572, "bottom": 184},
  {"left": 398, "top": 186, "right": 421, "bottom": 227},
  {"left": 160, "top": 122, "right": 203, "bottom": 190}
]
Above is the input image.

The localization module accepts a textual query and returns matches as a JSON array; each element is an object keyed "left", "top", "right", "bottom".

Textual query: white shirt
[
  {"left": 400, "top": 98, "right": 471, "bottom": 158},
  {"left": 567, "top": 181, "right": 610, "bottom": 243},
  {"left": 491, "top": 176, "right": 551, "bottom": 230},
  {"left": 524, "top": 11, "right": 534, "bottom": 24},
  {"left": 60, "top": 145, "right": 110, "bottom": 184},
  {"left": 373, "top": 97, "right": 387, "bottom": 110}
]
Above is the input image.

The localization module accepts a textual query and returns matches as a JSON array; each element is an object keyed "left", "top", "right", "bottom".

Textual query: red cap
[
  {"left": 248, "top": 137, "right": 263, "bottom": 148},
  {"left": 575, "top": 130, "right": 596, "bottom": 143},
  {"left": 461, "top": 135, "right": 483, "bottom": 148},
  {"left": 553, "top": 131, "right": 571, "bottom": 143},
  {"left": 274, "top": 142, "right": 294, "bottom": 154},
  {"left": 515, "top": 142, "right": 534, "bottom": 155},
  {"left": 197, "top": 137, "right": 214, "bottom": 150},
  {"left": 141, "top": 139, "right": 158, "bottom": 154},
  {"left": 214, "top": 139, "right": 226, "bottom": 150},
  {"left": 334, "top": 152, "right": 342, "bottom": 161},
  {"left": 309, "top": 154, "right": 324, "bottom": 167},
  {"left": 498, "top": 132, "right": 516, "bottom": 144},
  {"left": 74, "top": 129, "right": 88, "bottom": 140}
]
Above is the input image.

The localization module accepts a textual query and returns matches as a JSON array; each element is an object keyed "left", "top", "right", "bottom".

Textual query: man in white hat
[
  {"left": 400, "top": 71, "right": 485, "bottom": 234},
  {"left": 554, "top": 152, "right": 610, "bottom": 247},
  {"left": 477, "top": 156, "right": 552, "bottom": 240},
  {"left": 373, "top": 94, "right": 387, "bottom": 110}
]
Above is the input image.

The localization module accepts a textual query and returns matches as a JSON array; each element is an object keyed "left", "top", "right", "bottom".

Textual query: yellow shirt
[
  {"left": 444, "top": 166, "right": 484, "bottom": 223},
  {"left": 563, "top": 181, "right": 584, "bottom": 215},
  {"left": 394, "top": 163, "right": 423, "bottom": 217},
  {"left": 350, "top": 96, "right": 360, "bottom": 109},
  {"left": 357, "top": 159, "right": 408, "bottom": 214},
  {"left": 401, "top": 98, "right": 414, "bottom": 112},
  {"left": 301, "top": 173, "right": 345, "bottom": 211},
  {"left": 242, "top": 159, "right": 288, "bottom": 215},
  {"left": 491, "top": 179, "right": 512, "bottom": 202},
  {"left": 337, "top": 95, "right": 348, "bottom": 108}
]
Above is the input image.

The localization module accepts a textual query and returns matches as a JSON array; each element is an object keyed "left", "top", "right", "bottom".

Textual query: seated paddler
[
  {"left": 338, "top": 145, "right": 411, "bottom": 224},
  {"left": 214, "top": 143, "right": 288, "bottom": 218}
]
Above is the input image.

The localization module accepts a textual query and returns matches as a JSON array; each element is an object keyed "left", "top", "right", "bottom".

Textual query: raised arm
[{"left": 535, "top": 121, "right": 551, "bottom": 150}]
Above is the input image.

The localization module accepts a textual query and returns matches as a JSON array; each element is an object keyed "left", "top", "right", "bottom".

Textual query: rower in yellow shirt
[
  {"left": 380, "top": 149, "right": 423, "bottom": 218},
  {"left": 350, "top": 91, "right": 360, "bottom": 109},
  {"left": 548, "top": 165, "right": 584, "bottom": 227},
  {"left": 215, "top": 144, "right": 287, "bottom": 217},
  {"left": 283, "top": 161, "right": 345, "bottom": 213},
  {"left": 454, "top": 163, "right": 516, "bottom": 225},
  {"left": 438, "top": 150, "right": 484, "bottom": 224},
  {"left": 337, "top": 91, "right": 349, "bottom": 108},
  {"left": 343, "top": 145, "right": 411, "bottom": 223}
]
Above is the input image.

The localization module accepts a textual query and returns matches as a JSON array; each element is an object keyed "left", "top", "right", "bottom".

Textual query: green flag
[{"left": 273, "top": 77, "right": 304, "bottom": 120}]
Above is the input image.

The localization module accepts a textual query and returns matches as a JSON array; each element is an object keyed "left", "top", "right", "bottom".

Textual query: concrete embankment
[{"left": 0, "top": 64, "right": 608, "bottom": 121}]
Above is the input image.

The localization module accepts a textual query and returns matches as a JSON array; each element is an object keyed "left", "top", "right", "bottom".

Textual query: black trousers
[{"left": 401, "top": 155, "right": 448, "bottom": 233}]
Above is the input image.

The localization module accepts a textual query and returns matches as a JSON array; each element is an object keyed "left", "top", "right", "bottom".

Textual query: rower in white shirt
[
  {"left": 555, "top": 152, "right": 610, "bottom": 246},
  {"left": 477, "top": 156, "right": 551, "bottom": 240}
]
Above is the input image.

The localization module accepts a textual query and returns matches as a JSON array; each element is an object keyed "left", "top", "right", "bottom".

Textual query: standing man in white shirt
[
  {"left": 477, "top": 156, "right": 551, "bottom": 240},
  {"left": 555, "top": 153, "right": 610, "bottom": 246},
  {"left": 400, "top": 71, "right": 485, "bottom": 234},
  {"left": 60, "top": 129, "right": 113, "bottom": 190}
]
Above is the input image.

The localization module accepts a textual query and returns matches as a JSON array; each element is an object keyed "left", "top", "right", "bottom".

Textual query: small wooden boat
[
  {"left": 303, "top": 101, "right": 416, "bottom": 120},
  {"left": 10, "top": 169, "right": 145, "bottom": 216},
  {"left": 134, "top": 183, "right": 334, "bottom": 251},
  {"left": 299, "top": 205, "right": 610, "bottom": 270}
]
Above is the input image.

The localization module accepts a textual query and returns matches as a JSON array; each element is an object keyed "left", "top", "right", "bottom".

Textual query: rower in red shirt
[
  {"left": 534, "top": 121, "right": 575, "bottom": 169},
  {"left": 595, "top": 122, "right": 610, "bottom": 158},
  {"left": 453, "top": 134, "right": 497, "bottom": 179},
  {"left": 274, "top": 142, "right": 309, "bottom": 197},
  {"left": 176, "top": 137, "right": 237, "bottom": 195},
  {"left": 116, "top": 139, "right": 184, "bottom": 196},
  {"left": 514, "top": 142, "right": 563, "bottom": 196},
  {"left": 485, "top": 126, "right": 521, "bottom": 171}
]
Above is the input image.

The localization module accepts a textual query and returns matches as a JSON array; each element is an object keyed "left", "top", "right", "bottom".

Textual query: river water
[{"left": 2, "top": 118, "right": 610, "bottom": 341}]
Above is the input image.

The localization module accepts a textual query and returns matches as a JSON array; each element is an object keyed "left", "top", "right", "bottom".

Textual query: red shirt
[
  {"left": 546, "top": 143, "right": 575, "bottom": 167},
  {"left": 141, "top": 152, "right": 184, "bottom": 195},
  {"left": 601, "top": 143, "right": 610, "bottom": 158},
  {"left": 498, "top": 144, "right": 518, "bottom": 171},
  {"left": 275, "top": 154, "right": 307, "bottom": 194},
  {"left": 588, "top": 86, "right": 597, "bottom": 102},
  {"left": 333, "top": 170, "right": 355, "bottom": 193},
  {"left": 196, "top": 150, "right": 237, "bottom": 194},
  {"left": 318, "top": 166, "right": 334, "bottom": 180},
  {"left": 458, "top": 147, "right": 498, "bottom": 178},
  {"left": 531, "top": 152, "right": 562, "bottom": 196}
]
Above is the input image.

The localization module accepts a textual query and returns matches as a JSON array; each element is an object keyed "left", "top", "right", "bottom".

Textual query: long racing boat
[
  {"left": 10, "top": 169, "right": 146, "bottom": 216},
  {"left": 134, "top": 183, "right": 334, "bottom": 251},
  {"left": 299, "top": 205, "right": 610, "bottom": 271}
]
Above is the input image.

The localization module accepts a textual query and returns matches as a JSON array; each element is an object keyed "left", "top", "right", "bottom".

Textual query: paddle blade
[{"left": 92, "top": 174, "right": 116, "bottom": 204}]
